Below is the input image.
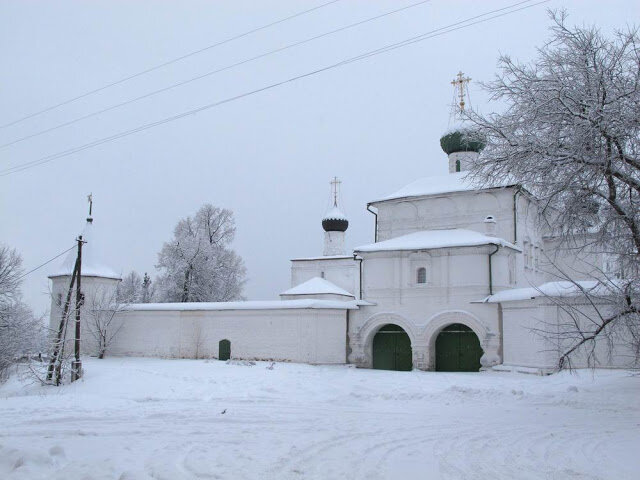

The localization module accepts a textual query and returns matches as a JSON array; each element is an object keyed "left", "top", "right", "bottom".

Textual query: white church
[{"left": 49, "top": 82, "right": 631, "bottom": 374}]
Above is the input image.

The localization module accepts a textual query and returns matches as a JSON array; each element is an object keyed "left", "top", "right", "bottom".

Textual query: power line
[
  {"left": 0, "top": 0, "right": 548, "bottom": 178},
  {"left": 0, "top": 0, "right": 432, "bottom": 151},
  {"left": 16, "top": 245, "right": 77, "bottom": 281},
  {"left": 0, "top": 0, "right": 342, "bottom": 130}
]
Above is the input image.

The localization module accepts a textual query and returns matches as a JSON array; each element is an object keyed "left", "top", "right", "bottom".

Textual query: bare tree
[
  {"left": 466, "top": 10, "right": 640, "bottom": 368},
  {"left": 85, "top": 287, "right": 127, "bottom": 359},
  {"left": 0, "top": 244, "right": 44, "bottom": 380},
  {"left": 155, "top": 204, "right": 246, "bottom": 302}
]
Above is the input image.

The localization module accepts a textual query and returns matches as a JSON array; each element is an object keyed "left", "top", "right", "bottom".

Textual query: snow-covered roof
[
  {"left": 355, "top": 229, "right": 520, "bottom": 253},
  {"left": 49, "top": 219, "right": 121, "bottom": 280},
  {"left": 481, "top": 280, "right": 604, "bottom": 303},
  {"left": 323, "top": 205, "right": 347, "bottom": 221},
  {"left": 280, "top": 277, "right": 354, "bottom": 298},
  {"left": 124, "top": 299, "right": 360, "bottom": 312},
  {"left": 291, "top": 255, "right": 356, "bottom": 261},
  {"left": 371, "top": 172, "right": 517, "bottom": 203}
]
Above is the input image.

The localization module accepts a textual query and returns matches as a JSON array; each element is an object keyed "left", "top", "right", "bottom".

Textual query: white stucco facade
[{"left": 48, "top": 141, "right": 633, "bottom": 373}]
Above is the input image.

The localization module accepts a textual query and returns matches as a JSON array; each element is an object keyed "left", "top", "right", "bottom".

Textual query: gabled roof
[
  {"left": 49, "top": 219, "right": 121, "bottom": 280},
  {"left": 280, "top": 277, "right": 354, "bottom": 298},
  {"left": 354, "top": 229, "right": 520, "bottom": 253},
  {"left": 370, "top": 172, "right": 517, "bottom": 204}
]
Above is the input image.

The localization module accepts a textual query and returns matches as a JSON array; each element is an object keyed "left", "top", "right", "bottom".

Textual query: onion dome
[
  {"left": 440, "top": 121, "right": 486, "bottom": 155},
  {"left": 322, "top": 206, "right": 349, "bottom": 232}
]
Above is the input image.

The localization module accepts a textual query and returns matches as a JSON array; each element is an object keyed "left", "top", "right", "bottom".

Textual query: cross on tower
[
  {"left": 330, "top": 176, "right": 341, "bottom": 207},
  {"left": 451, "top": 71, "right": 472, "bottom": 112},
  {"left": 87, "top": 193, "right": 93, "bottom": 216}
]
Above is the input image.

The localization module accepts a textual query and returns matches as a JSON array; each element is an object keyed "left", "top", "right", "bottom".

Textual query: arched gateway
[
  {"left": 372, "top": 324, "right": 412, "bottom": 371},
  {"left": 435, "top": 323, "right": 482, "bottom": 372}
]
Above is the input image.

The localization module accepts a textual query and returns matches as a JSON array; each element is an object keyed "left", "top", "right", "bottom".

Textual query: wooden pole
[
  {"left": 71, "top": 235, "right": 83, "bottom": 382},
  {"left": 47, "top": 260, "right": 78, "bottom": 381}
]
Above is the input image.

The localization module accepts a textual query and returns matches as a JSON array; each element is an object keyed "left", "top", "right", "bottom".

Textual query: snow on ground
[{"left": 0, "top": 359, "right": 638, "bottom": 480}]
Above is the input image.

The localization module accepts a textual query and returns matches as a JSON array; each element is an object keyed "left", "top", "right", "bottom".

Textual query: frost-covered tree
[
  {"left": 155, "top": 204, "right": 246, "bottom": 302},
  {"left": 141, "top": 272, "right": 154, "bottom": 303},
  {"left": 0, "top": 244, "right": 44, "bottom": 379},
  {"left": 466, "top": 11, "right": 640, "bottom": 368},
  {"left": 118, "top": 271, "right": 142, "bottom": 303}
]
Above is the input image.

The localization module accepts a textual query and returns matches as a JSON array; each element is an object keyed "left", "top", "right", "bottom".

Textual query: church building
[{"left": 49, "top": 75, "right": 631, "bottom": 374}]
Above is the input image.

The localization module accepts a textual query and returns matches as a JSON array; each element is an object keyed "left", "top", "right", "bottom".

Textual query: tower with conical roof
[
  {"left": 440, "top": 71, "right": 485, "bottom": 173},
  {"left": 322, "top": 177, "right": 349, "bottom": 256},
  {"left": 48, "top": 197, "right": 121, "bottom": 356}
]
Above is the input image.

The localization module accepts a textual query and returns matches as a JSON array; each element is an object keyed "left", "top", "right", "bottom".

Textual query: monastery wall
[
  {"left": 104, "top": 308, "right": 348, "bottom": 364},
  {"left": 501, "top": 299, "right": 636, "bottom": 371}
]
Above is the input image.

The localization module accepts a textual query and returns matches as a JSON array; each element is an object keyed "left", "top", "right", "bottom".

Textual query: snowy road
[{"left": 0, "top": 358, "right": 638, "bottom": 479}]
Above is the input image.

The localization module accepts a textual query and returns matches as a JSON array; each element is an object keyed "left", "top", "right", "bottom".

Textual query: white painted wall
[
  {"left": 290, "top": 257, "right": 360, "bottom": 298},
  {"left": 105, "top": 307, "right": 348, "bottom": 364}
]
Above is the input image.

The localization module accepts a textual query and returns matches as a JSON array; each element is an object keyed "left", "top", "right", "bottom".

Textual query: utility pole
[{"left": 71, "top": 235, "right": 84, "bottom": 382}]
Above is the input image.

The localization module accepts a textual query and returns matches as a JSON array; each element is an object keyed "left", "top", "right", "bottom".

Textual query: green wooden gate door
[
  {"left": 219, "top": 339, "right": 231, "bottom": 361},
  {"left": 435, "top": 323, "right": 482, "bottom": 372},
  {"left": 372, "top": 324, "right": 412, "bottom": 371}
]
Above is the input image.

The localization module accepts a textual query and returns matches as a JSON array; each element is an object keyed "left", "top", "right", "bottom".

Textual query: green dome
[{"left": 440, "top": 128, "right": 485, "bottom": 155}]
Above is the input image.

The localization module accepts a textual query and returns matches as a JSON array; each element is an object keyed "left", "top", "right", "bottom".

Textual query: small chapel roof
[
  {"left": 49, "top": 218, "right": 121, "bottom": 280},
  {"left": 371, "top": 172, "right": 517, "bottom": 204},
  {"left": 354, "top": 229, "right": 519, "bottom": 253},
  {"left": 280, "top": 277, "right": 354, "bottom": 298}
]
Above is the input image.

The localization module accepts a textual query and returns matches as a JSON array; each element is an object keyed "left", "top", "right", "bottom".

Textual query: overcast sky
[{"left": 1, "top": 0, "right": 636, "bottom": 315}]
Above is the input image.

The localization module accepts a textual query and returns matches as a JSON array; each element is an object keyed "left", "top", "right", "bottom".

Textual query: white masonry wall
[
  {"left": 105, "top": 307, "right": 348, "bottom": 364},
  {"left": 290, "top": 257, "right": 360, "bottom": 298}
]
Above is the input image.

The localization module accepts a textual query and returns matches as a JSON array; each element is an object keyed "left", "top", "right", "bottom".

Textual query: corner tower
[
  {"left": 322, "top": 177, "right": 349, "bottom": 256},
  {"left": 440, "top": 71, "right": 485, "bottom": 173}
]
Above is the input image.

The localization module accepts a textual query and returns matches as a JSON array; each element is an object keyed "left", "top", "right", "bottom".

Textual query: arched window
[
  {"left": 417, "top": 267, "right": 427, "bottom": 284},
  {"left": 455, "top": 159, "right": 461, "bottom": 172}
]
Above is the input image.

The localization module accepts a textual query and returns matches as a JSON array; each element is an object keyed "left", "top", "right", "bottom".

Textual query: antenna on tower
[{"left": 330, "top": 176, "right": 341, "bottom": 207}]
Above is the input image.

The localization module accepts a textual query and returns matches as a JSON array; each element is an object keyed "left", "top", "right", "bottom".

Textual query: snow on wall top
[
  {"left": 280, "top": 277, "right": 354, "bottom": 298},
  {"left": 49, "top": 219, "right": 121, "bottom": 280},
  {"left": 355, "top": 229, "right": 520, "bottom": 253},
  {"left": 290, "top": 255, "right": 356, "bottom": 262},
  {"left": 371, "top": 172, "right": 517, "bottom": 203},
  {"left": 322, "top": 206, "right": 348, "bottom": 221},
  {"left": 124, "top": 298, "right": 360, "bottom": 312},
  {"left": 481, "top": 280, "right": 603, "bottom": 303}
]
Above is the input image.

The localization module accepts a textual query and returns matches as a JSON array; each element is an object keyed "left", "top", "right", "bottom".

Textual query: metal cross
[
  {"left": 330, "top": 177, "right": 341, "bottom": 207},
  {"left": 451, "top": 71, "right": 472, "bottom": 112},
  {"left": 87, "top": 193, "right": 93, "bottom": 216}
]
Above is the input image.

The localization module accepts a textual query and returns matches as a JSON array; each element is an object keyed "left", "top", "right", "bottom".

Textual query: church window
[
  {"left": 56, "top": 293, "right": 62, "bottom": 306},
  {"left": 455, "top": 159, "right": 461, "bottom": 172},
  {"left": 417, "top": 267, "right": 427, "bottom": 284},
  {"left": 523, "top": 241, "right": 529, "bottom": 268},
  {"left": 320, "top": 271, "right": 325, "bottom": 279}
]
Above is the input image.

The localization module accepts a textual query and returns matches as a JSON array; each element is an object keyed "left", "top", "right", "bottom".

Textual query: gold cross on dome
[{"left": 451, "top": 71, "right": 472, "bottom": 112}]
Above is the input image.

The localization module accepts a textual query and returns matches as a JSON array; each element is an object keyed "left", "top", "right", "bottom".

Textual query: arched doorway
[
  {"left": 219, "top": 339, "right": 231, "bottom": 361},
  {"left": 372, "top": 324, "right": 412, "bottom": 371},
  {"left": 435, "top": 323, "right": 482, "bottom": 372}
]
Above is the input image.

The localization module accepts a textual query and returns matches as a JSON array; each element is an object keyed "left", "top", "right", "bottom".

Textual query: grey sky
[{"left": 1, "top": 0, "right": 635, "bottom": 315}]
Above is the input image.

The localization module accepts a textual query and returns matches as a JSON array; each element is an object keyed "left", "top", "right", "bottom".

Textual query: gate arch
[
  {"left": 372, "top": 324, "right": 413, "bottom": 371},
  {"left": 358, "top": 313, "right": 417, "bottom": 370},
  {"left": 423, "top": 310, "right": 489, "bottom": 371}
]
